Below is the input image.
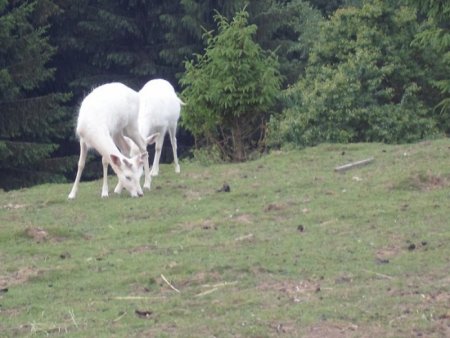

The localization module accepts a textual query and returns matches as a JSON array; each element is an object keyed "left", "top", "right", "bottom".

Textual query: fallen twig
[
  {"left": 161, "top": 274, "right": 180, "bottom": 293},
  {"left": 201, "top": 281, "right": 238, "bottom": 288},
  {"left": 235, "top": 233, "right": 254, "bottom": 241},
  {"left": 363, "top": 269, "right": 394, "bottom": 280},
  {"left": 113, "top": 312, "right": 127, "bottom": 322},
  {"left": 195, "top": 288, "right": 218, "bottom": 297},
  {"left": 113, "top": 296, "right": 152, "bottom": 300},
  {"left": 335, "top": 158, "right": 374, "bottom": 172},
  {"left": 68, "top": 309, "right": 78, "bottom": 328}
]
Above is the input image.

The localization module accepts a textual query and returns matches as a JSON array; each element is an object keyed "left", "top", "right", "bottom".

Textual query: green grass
[{"left": 1, "top": 139, "right": 450, "bottom": 337}]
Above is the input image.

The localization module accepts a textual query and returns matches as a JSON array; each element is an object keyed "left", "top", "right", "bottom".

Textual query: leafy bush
[
  {"left": 269, "top": 0, "right": 438, "bottom": 147},
  {"left": 180, "top": 8, "right": 282, "bottom": 161}
]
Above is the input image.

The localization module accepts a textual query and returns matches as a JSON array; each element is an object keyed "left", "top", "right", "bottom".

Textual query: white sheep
[{"left": 68, "top": 82, "right": 151, "bottom": 199}]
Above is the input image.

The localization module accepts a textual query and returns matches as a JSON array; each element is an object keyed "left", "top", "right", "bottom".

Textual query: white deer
[
  {"left": 68, "top": 82, "right": 151, "bottom": 199},
  {"left": 139, "top": 78, "right": 184, "bottom": 176},
  {"left": 110, "top": 79, "right": 184, "bottom": 194}
]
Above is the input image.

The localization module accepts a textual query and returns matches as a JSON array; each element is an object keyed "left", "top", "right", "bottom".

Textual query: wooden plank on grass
[{"left": 335, "top": 157, "right": 374, "bottom": 172}]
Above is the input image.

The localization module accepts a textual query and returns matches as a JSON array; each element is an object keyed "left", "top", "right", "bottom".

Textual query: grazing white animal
[
  {"left": 111, "top": 79, "right": 184, "bottom": 195},
  {"left": 68, "top": 83, "right": 150, "bottom": 199},
  {"left": 138, "top": 79, "right": 184, "bottom": 176}
]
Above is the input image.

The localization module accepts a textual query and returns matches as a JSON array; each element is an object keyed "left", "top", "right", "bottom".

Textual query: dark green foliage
[
  {"left": 407, "top": 0, "right": 450, "bottom": 125},
  {"left": 180, "top": 9, "right": 282, "bottom": 161},
  {"left": 177, "top": 0, "right": 322, "bottom": 86},
  {"left": 250, "top": 0, "right": 322, "bottom": 85},
  {"left": 305, "top": 0, "right": 346, "bottom": 16},
  {"left": 51, "top": 0, "right": 183, "bottom": 91},
  {"left": 0, "top": 0, "right": 71, "bottom": 190},
  {"left": 269, "top": 0, "right": 438, "bottom": 147}
]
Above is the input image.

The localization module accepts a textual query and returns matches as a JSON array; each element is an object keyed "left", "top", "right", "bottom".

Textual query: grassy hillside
[{"left": 1, "top": 139, "right": 449, "bottom": 337}]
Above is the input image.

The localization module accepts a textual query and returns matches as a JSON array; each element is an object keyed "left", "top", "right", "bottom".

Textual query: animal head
[{"left": 110, "top": 153, "right": 146, "bottom": 197}]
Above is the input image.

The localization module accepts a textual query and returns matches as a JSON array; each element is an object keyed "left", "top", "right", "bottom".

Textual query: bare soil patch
[
  {"left": 1, "top": 203, "right": 27, "bottom": 210},
  {"left": 0, "top": 267, "right": 42, "bottom": 289},
  {"left": 232, "top": 213, "right": 253, "bottom": 224},
  {"left": 179, "top": 219, "right": 217, "bottom": 231},
  {"left": 24, "top": 227, "right": 66, "bottom": 243},
  {"left": 393, "top": 172, "right": 450, "bottom": 191},
  {"left": 258, "top": 279, "right": 321, "bottom": 303},
  {"left": 300, "top": 322, "right": 391, "bottom": 338}
]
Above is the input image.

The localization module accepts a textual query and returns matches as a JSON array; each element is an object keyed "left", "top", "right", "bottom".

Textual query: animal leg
[
  {"left": 68, "top": 140, "right": 88, "bottom": 199},
  {"left": 169, "top": 127, "right": 180, "bottom": 173}
]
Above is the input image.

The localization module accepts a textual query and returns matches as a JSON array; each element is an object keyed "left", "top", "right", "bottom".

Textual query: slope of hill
[{"left": 1, "top": 139, "right": 449, "bottom": 337}]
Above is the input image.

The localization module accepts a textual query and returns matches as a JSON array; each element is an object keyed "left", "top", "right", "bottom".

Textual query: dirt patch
[
  {"left": 0, "top": 267, "right": 42, "bottom": 289},
  {"left": 302, "top": 323, "right": 357, "bottom": 338},
  {"left": 393, "top": 172, "right": 450, "bottom": 191},
  {"left": 264, "top": 200, "right": 302, "bottom": 213},
  {"left": 128, "top": 244, "right": 157, "bottom": 254},
  {"left": 2, "top": 203, "right": 28, "bottom": 210},
  {"left": 25, "top": 227, "right": 49, "bottom": 242},
  {"left": 271, "top": 319, "right": 394, "bottom": 337},
  {"left": 258, "top": 279, "right": 321, "bottom": 303},
  {"left": 299, "top": 322, "right": 389, "bottom": 338},
  {"left": 232, "top": 213, "right": 253, "bottom": 224},
  {"left": 24, "top": 227, "right": 66, "bottom": 243},
  {"left": 179, "top": 219, "right": 217, "bottom": 231},
  {"left": 191, "top": 271, "right": 222, "bottom": 285},
  {"left": 264, "top": 203, "right": 286, "bottom": 212},
  {"left": 270, "top": 321, "right": 300, "bottom": 335},
  {"left": 182, "top": 189, "right": 203, "bottom": 200},
  {"left": 175, "top": 271, "right": 222, "bottom": 289},
  {"left": 375, "top": 245, "right": 401, "bottom": 261}
]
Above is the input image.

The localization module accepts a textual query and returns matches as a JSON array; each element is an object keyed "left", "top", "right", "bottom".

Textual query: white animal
[
  {"left": 110, "top": 79, "right": 184, "bottom": 195},
  {"left": 138, "top": 79, "right": 184, "bottom": 176},
  {"left": 68, "top": 83, "right": 150, "bottom": 199}
]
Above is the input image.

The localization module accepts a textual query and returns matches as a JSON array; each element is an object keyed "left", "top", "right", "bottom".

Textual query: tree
[
  {"left": 305, "top": 0, "right": 347, "bottom": 16},
  {"left": 0, "top": 0, "right": 70, "bottom": 190},
  {"left": 250, "top": 0, "right": 322, "bottom": 86},
  {"left": 50, "top": 0, "right": 186, "bottom": 95},
  {"left": 407, "top": 0, "right": 450, "bottom": 125},
  {"left": 269, "top": 0, "right": 437, "bottom": 147},
  {"left": 180, "top": 9, "right": 282, "bottom": 161},
  {"left": 176, "top": 0, "right": 322, "bottom": 86}
]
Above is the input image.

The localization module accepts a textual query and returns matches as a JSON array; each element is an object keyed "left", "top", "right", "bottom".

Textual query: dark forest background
[{"left": 0, "top": 0, "right": 448, "bottom": 190}]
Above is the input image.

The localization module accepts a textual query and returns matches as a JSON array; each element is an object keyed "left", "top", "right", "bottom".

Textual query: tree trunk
[{"left": 231, "top": 117, "right": 245, "bottom": 162}]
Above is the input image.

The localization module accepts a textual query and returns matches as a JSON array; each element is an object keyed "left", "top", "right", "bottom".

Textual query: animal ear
[
  {"left": 110, "top": 154, "right": 122, "bottom": 167},
  {"left": 146, "top": 133, "right": 160, "bottom": 145},
  {"left": 122, "top": 158, "right": 133, "bottom": 169},
  {"left": 137, "top": 152, "right": 147, "bottom": 165}
]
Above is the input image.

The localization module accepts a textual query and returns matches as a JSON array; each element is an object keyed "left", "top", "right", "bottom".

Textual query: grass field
[{"left": 1, "top": 139, "right": 450, "bottom": 337}]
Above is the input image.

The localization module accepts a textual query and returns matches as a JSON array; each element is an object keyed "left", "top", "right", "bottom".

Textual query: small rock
[
  {"left": 60, "top": 252, "right": 71, "bottom": 259},
  {"left": 135, "top": 309, "right": 153, "bottom": 318},
  {"left": 217, "top": 183, "right": 230, "bottom": 193},
  {"left": 375, "top": 258, "right": 390, "bottom": 264},
  {"left": 408, "top": 243, "right": 416, "bottom": 251}
]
